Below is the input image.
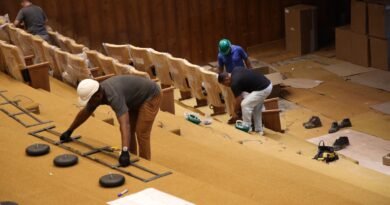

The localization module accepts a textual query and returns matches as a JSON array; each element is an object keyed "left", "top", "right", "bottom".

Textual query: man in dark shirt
[
  {"left": 218, "top": 67, "right": 272, "bottom": 135},
  {"left": 14, "top": 0, "right": 50, "bottom": 42},
  {"left": 60, "top": 76, "right": 161, "bottom": 166}
]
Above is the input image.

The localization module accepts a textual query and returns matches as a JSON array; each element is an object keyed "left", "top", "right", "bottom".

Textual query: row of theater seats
[
  {"left": 101, "top": 43, "right": 281, "bottom": 130},
  {"left": 0, "top": 22, "right": 281, "bottom": 131},
  {"left": 0, "top": 23, "right": 175, "bottom": 114}
]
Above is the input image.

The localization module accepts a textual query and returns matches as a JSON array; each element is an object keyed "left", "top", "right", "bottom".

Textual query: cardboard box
[
  {"left": 350, "top": 30, "right": 370, "bottom": 67},
  {"left": 370, "top": 37, "right": 390, "bottom": 70},
  {"left": 336, "top": 26, "right": 352, "bottom": 61},
  {"left": 336, "top": 26, "right": 370, "bottom": 67},
  {"left": 368, "top": 2, "right": 390, "bottom": 38},
  {"left": 285, "top": 4, "right": 318, "bottom": 55},
  {"left": 351, "top": 0, "right": 368, "bottom": 34}
]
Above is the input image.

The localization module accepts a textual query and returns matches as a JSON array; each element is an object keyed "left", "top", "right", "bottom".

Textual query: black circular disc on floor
[
  {"left": 53, "top": 154, "right": 78, "bottom": 167},
  {"left": 25, "top": 143, "right": 50, "bottom": 156},
  {"left": 99, "top": 173, "right": 125, "bottom": 188},
  {"left": 0, "top": 201, "right": 18, "bottom": 205}
]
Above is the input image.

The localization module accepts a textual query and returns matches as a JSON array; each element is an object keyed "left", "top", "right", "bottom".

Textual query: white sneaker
[{"left": 258, "top": 131, "right": 264, "bottom": 136}]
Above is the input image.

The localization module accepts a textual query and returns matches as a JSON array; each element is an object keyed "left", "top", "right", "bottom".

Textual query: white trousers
[{"left": 241, "top": 83, "right": 273, "bottom": 132}]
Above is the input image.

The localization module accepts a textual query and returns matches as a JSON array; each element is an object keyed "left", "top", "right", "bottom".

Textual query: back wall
[{"left": 0, "top": 0, "right": 344, "bottom": 64}]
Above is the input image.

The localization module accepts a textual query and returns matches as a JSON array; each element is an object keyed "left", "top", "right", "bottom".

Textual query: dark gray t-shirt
[
  {"left": 87, "top": 75, "right": 160, "bottom": 117},
  {"left": 16, "top": 4, "right": 48, "bottom": 35}
]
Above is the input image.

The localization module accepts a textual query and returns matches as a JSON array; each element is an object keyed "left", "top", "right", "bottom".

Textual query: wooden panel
[{"left": 0, "top": 0, "right": 340, "bottom": 64}]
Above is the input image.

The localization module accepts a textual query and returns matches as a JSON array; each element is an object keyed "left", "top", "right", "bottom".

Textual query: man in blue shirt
[{"left": 217, "top": 39, "right": 252, "bottom": 73}]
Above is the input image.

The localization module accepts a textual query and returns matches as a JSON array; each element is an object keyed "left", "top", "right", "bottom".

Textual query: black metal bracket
[
  {"left": 28, "top": 125, "right": 172, "bottom": 183},
  {"left": 0, "top": 91, "right": 52, "bottom": 127}
]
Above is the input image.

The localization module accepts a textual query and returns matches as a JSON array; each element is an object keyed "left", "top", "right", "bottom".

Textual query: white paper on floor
[
  {"left": 307, "top": 129, "right": 390, "bottom": 175},
  {"left": 370, "top": 101, "right": 390, "bottom": 115},
  {"left": 107, "top": 188, "right": 195, "bottom": 205},
  {"left": 282, "top": 78, "right": 323, "bottom": 89}
]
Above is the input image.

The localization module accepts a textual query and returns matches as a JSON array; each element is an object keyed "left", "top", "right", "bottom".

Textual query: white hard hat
[{"left": 77, "top": 79, "right": 99, "bottom": 106}]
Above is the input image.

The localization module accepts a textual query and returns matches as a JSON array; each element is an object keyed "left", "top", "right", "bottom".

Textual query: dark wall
[{"left": 0, "top": 0, "right": 346, "bottom": 64}]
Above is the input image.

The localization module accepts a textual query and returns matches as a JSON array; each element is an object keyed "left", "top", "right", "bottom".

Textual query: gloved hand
[
  {"left": 60, "top": 129, "right": 73, "bottom": 143},
  {"left": 119, "top": 150, "right": 131, "bottom": 167}
]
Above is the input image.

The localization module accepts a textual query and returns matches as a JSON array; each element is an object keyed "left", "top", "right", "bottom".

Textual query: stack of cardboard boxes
[{"left": 336, "top": 0, "right": 390, "bottom": 71}]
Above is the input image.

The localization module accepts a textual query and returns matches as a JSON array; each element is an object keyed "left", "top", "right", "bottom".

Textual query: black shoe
[
  {"left": 339, "top": 118, "right": 352, "bottom": 128},
  {"left": 303, "top": 116, "right": 322, "bottom": 129},
  {"left": 328, "top": 122, "right": 339, "bottom": 134},
  {"left": 119, "top": 151, "right": 131, "bottom": 167},
  {"left": 333, "top": 136, "right": 350, "bottom": 151}
]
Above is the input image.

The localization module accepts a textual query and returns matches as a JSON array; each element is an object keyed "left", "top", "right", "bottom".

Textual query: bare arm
[
  {"left": 68, "top": 108, "right": 93, "bottom": 131},
  {"left": 117, "top": 112, "right": 131, "bottom": 149},
  {"left": 244, "top": 58, "right": 252, "bottom": 69},
  {"left": 13, "top": 20, "right": 20, "bottom": 27}
]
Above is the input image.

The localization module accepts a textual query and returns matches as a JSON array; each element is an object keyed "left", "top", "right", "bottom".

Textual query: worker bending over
[
  {"left": 14, "top": 0, "right": 50, "bottom": 42},
  {"left": 60, "top": 76, "right": 161, "bottom": 167},
  {"left": 217, "top": 39, "right": 252, "bottom": 73},
  {"left": 218, "top": 67, "right": 272, "bottom": 135}
]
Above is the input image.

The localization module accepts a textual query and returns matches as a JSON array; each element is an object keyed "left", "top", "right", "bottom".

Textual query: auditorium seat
[
  {"left": 85, "top": 50, "right": 106, "bottom": 75},
  {"left": 64, "top": 37, "right": 87, "bottom": 54},
  {"left": 0, "top": 40, "right": 8, "bottom": 73},
  {"left": 96, "top": 54, "right": 117, "bottom": 75},
  {"left": 128, "top": 45, "right": 155, "bottom": 77},
  {"left": 0, "top": 23, "right": 10, "bottom": 43},
  {"left": 113, "top": 61, "right": 150, "bottom": 78},
  {"left": 47, "top": 30, "right": 60, "bottom": 47},
  {"left": 166, "top": 56, "right": 192, "bottom": 100},
  {"left": 42, "top": 41, "right": 62, "bottom": 80},
  {"left": 31, "top": 35, "right": 48, "bottom": 63},
  {"left": 181, "top": 60, "right": 208, "bottom": 107},
  {"left": 0, "top": 41, "right": 50, "bottom": 91},
  {"left": 148, "top": 50, "right": 174, "bottom": 88},
  {"left": 102, "top": 43, "right": 132, "bottom": 65},
  {"left": 6, "top": 25, "right": 22, "bottom": 48},
  {"left": 15, "top": 29, "right": 35, "bottom": 63},
  {"left": 54, "top": 48, "right": 72, "bottom": 84},
  {"left": 200, "top": 68, "right": 226, "bottom": 116}
]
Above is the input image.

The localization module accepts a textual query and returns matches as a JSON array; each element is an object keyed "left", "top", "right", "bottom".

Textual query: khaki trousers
[{"left": 129, "top": 92, "right": 161, "bottom": 160}]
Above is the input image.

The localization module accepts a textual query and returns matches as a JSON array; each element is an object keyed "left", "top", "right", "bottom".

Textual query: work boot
[
  {"left": 119, "top": 150, "right": 131, "bottom": 167},
  {"left": 228, "top": 116, "right": 242, "bottom": 124},
  {"left": 303, "top": 116, "right": 322, "bottom": 129},
  {"left": 333, "top": 136, "right": 350, "bottom": 151},
  {"left": 339, "top": 118, "right": 352, "bottom": 128},
  {"left": 328, "top": 122, "right": 340, "bottom": 134}
]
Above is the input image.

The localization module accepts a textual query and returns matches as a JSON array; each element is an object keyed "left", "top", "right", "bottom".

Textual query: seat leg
[
  {"left": 179, "top": 90, "right": 192, "bottom": 101},
  {"left": 194, "top": 98, "right": 207, "bottom": 108},
  {"left": 210, "top": 106, "right": 226, "bottom": 116}
]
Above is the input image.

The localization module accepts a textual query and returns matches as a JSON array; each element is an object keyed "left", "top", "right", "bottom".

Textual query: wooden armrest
[
  {"left": 162, "top": 86, "right": 175, "bottom": 93},
  {"left": 262, "top": 109, "right": 281, "bottom": 114},
  {"left": 26, "top": 61, "right": 50, "bottom": 70},
  {"left": 90, "top": 67, "right": 99, "bottom": 72},
  {"left": 94, "top": 74, "right": 115, "bottom": 82},
  {"left": 264, "top": 97, "right": 279, "bottom": 103},
  {"left": 24, "top": 55, "right": 35, "bottom": 60},
  {"left": 152, "top": 79, "right": 159, "bottom": 82}
]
